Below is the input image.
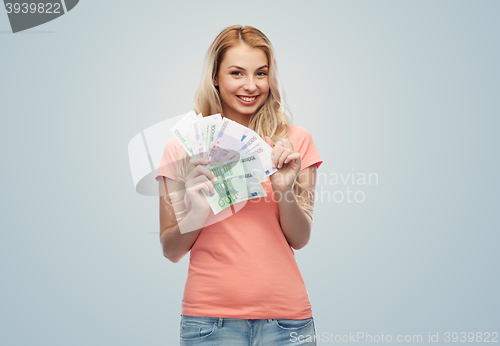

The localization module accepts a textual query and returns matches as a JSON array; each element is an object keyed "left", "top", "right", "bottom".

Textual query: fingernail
[{"left": 209, "top": 192, "right": 215, "bottom": 197}]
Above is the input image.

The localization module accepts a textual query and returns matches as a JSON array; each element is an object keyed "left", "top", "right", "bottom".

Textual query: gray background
[{"left": 1, "top": 0, "right": 498, "bottom": 345}]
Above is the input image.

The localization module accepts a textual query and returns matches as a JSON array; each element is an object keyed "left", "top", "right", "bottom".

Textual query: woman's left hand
[{"left": 265, "top": 136, "right": 302, "bottom": 192}]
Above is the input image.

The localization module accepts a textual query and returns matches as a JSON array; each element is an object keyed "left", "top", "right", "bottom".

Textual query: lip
[{"left": 236, "top": 95, "right": 259, "bottom": 105}]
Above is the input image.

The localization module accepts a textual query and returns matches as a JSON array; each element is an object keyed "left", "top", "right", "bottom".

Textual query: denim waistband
[{"left": 181, "top": 314, "right": 274, "bottom": 328}]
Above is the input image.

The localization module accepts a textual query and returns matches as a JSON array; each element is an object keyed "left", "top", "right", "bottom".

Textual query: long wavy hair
[{"left": 175, "top": 25, "right": 313, "bottom": 217}]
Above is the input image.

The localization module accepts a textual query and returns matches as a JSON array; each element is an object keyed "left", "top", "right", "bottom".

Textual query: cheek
[
  {"left": 220, "top": 79, "right": 239, "bottom": 95},
  {"left": 261, "top": 80, "right": 270, "bottom": 94},
  {"left": 261, "top": 83, "right": 270, "bottom": 98}
]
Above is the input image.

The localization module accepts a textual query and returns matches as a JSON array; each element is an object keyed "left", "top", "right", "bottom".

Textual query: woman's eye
[
  {"left": 231, "top": 71, "right": 242, "bottom": 76},
  {"left": 257, "top": 71, "right": 267, "bottom": 76}
]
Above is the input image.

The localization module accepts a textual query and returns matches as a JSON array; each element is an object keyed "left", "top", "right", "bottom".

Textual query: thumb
[{"left": 264, "top": 136, "right": 274, "bottom": 147}]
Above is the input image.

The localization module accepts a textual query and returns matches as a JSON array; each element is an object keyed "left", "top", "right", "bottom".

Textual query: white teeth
[{"left": 239, "top": 96, "right": 257, "bottom": 102}]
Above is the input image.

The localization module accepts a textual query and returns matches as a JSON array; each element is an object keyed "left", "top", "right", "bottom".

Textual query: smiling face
[{"left": 214, "top": 43, "right": 270, "bottom": 126}]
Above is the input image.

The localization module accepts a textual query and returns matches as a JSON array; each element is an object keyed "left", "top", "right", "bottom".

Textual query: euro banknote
[
  {"left": 204, "top": 172, "right": 267, "bottom": 215},
  {"left": 170, "top": 111, "right": 278, "bottom": 214}
]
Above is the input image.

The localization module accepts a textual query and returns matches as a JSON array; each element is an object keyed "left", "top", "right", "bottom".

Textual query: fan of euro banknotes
[{"left": 170, "top": 110, "right": 278, "bottom": 215}]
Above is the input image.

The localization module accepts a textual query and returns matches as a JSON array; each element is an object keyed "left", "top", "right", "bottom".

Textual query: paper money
[
  {"left": 189, "top": 119, "right": 205, "bottom": 158},
  {"left": 212, "top": 118, "right": 248, "bottom": 153},
  {"left": 170, "top": 111, "right": 278, "bottom": 215},
  {"left": 198, "top": 113, "right": 222, "bottom": 160},
  {"left": 170, "top": 110, "right": 199, "bottom": 158},
  {"left": 240, "top": 141, "right": 277, "bottom": 176},
  {"left": 204, "top": 172, "right": 267, "bottom": 215},
  {"left": 209, "top": 154, "right": 268, "bottom": 182}
]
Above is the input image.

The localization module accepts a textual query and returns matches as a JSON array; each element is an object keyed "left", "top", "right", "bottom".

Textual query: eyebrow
[{"left": 228, "top": 65, "right": 269, "bottom": 71}]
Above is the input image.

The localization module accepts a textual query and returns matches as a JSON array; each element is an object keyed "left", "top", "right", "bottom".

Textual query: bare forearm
[
  {"left": 275, "top": 189, "right": 313, "bottom": 249},
  {"left": 160, "top": 208, "right": 208, "bottom": 263}
]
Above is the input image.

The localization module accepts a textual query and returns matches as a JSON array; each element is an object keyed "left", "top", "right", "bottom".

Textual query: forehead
[{"left": 220, "top": 43, "right": 268, "bottom": 68}]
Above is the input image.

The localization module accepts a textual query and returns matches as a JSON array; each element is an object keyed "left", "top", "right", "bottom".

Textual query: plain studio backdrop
[{"left": 0, "top": 1, "right": 498, "bottom": 345}]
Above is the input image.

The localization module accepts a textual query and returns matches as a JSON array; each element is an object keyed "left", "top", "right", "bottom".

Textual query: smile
[{"left": 236, "top": 95, "right": 259, "bottom": 105}]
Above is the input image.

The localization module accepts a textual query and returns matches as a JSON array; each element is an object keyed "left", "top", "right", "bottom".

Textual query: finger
[
  {"left": 187, "top": 165, "right": 217, "bottom": 182},
  {"left": 188, "top": 176, "right": 216, "bottom": 196},
  {"left": 277, "top": 149, "right": 292, "bottom": 169},
  {"left": 284, "top": 152, "right": 300, "bottom": 165},
  {"left": 188, "top": 157, "right": 210, "bottom": 172},
  {"left": 186, "top": 178, "right": 212, "bottom": 196},
  {"left": 271, "top": 146, "right": 285, "bottom": 168},
  {"left": 271, "top": 141, "right": 284, "bottom": 160},
  {"left": 187, "top": 181, "right": 210, "bottom": 196},
  {"left": 189, "top": 157, "right": 210, "bottom": 166},
  {"left": 206, "top": 180, "right": 215, "bottom": 196},
  {"left": 196, "top": 165, "right": 217, "bottom": 181},
  {"left": 196, "top": 178, "right": 215, "bottom": 196},
  {"left": 187, "top": 174, "right": 209, "bottom": 185},
  {"left": 186, "top": 175, "right": 210, "bottom": 189}
]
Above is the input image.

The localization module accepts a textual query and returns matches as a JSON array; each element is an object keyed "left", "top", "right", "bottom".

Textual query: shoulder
[
  {"left": 162, "top": 137, "right": 186, "bottom": 158},
  {"left": 156, "top": 138, "right": 186, "bottom": 183},
  {"left": 286, "top": 124, "right": 315, "bottom": 147},
  {"left": 165, "top": 136, "right": 183, "bottom": 150},
  {"left": 286, "top": 124, "right": 323, "bottom": 170}
]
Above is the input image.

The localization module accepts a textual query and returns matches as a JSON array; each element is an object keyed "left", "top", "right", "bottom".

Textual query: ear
[{"left": 213, "top": 77, "right": 218, "bottom": 87}]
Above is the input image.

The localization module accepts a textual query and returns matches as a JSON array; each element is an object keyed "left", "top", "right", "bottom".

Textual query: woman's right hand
[{"left": 184, "top": 157, "right": 217, "bottom": 217}]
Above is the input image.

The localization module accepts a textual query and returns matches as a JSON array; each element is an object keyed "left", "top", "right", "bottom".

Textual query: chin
[
  {"left": 240, "top": 109, "right": 256, "bottom": 115},
  {"left": 235, "top": 106, "right": 257, "bottom": 115}
]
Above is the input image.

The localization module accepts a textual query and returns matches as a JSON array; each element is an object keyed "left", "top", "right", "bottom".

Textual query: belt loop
[
  {"left": 267, "top": 319, "right": 273, "bottom": 323},
  {"left": 217, "top": 318, "right": 223, "bottom": 328}
]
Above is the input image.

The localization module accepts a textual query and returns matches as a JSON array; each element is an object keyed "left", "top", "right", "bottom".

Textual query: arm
[
  {"left": 265, "top": 136, "right": 318, "bottom": 250},
  {"left": 159, "top": 177, "right": 205, "bottom": 263},
  {"left": 158, "top": 158, "right": 216, "bottom": 263},
  {"left": 275, "top": 165, "right": 317, "bottom": 250}
]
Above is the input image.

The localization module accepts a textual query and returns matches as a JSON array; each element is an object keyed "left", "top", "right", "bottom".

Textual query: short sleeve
[
  {"left": 154, "top": 138, "right": 186, "bottom": 183},
  {"left": 287, "top": 125, "right": 323, "bottom": 170}
]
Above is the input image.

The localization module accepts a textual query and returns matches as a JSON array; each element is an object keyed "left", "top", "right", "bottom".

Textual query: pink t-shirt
[{"left": 155, "top": 124, "right": 323, "bottom": 319}]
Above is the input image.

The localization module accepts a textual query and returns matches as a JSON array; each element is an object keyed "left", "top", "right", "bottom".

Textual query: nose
[{"left": 243, "top": 76, "right": 257, "bottom": 93}]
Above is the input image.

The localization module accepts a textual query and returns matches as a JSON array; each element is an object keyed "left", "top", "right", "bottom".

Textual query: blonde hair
[{"left": 176, "top": 25, "right": 313, "bottom": 217}]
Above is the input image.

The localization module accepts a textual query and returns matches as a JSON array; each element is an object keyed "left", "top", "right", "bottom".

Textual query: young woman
[{"left": 156, "top": 25, "right": 322, "bottom": 345}]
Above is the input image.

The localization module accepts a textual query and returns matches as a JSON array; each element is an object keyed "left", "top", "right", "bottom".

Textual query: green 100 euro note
[
  {"left": 201, "top": 153, "right": 270, "bottom": 215},
  {"left": 169, "top": 111, "right": 276, "bottom": 215},
  {"left": 204, "top": 172, "right": 267, "bottom": 215},
  {"left": 209, "top": 153, "right": 269, "bottom": 183}
]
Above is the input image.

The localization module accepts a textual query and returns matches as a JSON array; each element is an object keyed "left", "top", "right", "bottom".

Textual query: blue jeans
[{"left": 180, "top": 314, "right": 317, "bottom": 345}]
